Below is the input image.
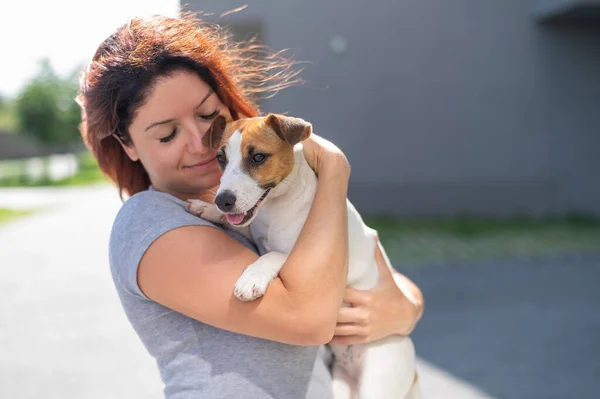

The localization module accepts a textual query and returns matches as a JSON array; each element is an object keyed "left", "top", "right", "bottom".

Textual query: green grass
[
  {"left": 365, "top": 215, "right": 600, "bottom": 266},
  {"left": 0, "top": 208, "right": 34, "bottom": 225},
  {"left": 0, "top": 152, "right": 108, "bottom": 187}
]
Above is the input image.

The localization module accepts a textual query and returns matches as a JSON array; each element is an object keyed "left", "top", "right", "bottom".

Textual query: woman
[{"left": 78, "top": 14, "right": 423, "bottom": 399}]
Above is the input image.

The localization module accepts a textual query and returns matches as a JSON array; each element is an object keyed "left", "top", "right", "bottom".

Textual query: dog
[{"left": 187, "top": 114, "right": 420, "bottom": 399}]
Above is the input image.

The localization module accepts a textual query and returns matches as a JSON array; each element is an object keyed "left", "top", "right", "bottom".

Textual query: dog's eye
[
  {"left": 216, "top": 153, "right": 226, "bottom": 165},
  {"left": 252, "top": 153, "right": 267, "bottom": 164}
]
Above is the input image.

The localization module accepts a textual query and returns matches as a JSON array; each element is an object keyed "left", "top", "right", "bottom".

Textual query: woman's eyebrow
[
  {"left": 145, "top": 88, "right": 215, "bottom": 132},
  {"left": 145, "top": 118, "right": 175, "bottom": 132},
  {"left": 195, "top": 87, "right": 214, "bottom": 110}
]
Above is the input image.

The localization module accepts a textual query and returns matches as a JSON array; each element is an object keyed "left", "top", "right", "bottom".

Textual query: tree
[
  {"left": 0, "top": 94, "right": 18, "bottom": 132},
  {"left": 15, "top": 59, "right": 81, "bottom": 145}
]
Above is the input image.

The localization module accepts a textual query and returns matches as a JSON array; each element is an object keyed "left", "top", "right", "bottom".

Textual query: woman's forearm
[{"left": 278, "top": 165, "right": 349, "bottom": 334}]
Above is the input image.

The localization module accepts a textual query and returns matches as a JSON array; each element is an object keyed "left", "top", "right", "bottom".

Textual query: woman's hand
[
  {"left": 302, "top": 133, "right": 350, "bottom": 181},
  {"left": 328, "top": 235, "right": 424, "bottom": 346}
]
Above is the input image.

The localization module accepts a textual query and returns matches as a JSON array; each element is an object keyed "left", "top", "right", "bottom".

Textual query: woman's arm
[
  {"left": 137, "top": 134, "right": 350, "bottom": 346},
  {"left": 328, "top": 234, "right": 424, "bottom": 345}
]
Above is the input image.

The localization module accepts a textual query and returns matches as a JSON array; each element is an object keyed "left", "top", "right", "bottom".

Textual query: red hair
[{"left": 77, "top": 13, "right": 301, "bottom": 198}]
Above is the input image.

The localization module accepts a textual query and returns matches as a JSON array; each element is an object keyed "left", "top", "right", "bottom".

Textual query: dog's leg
[
  {"left": 185, "top": 199, "right": 225, "bottom": 224},
  {"left": 404, "top": 372, "right": 421, "bottom": 399},
  {"left": 331, "top": 364, "right": 355, "bottom": 399},
  {"left": 233, "top": 251, "right": 287, "bottom": 301},
  {"left": 358, "top": 336, "right": 416, "bottom": 399}
]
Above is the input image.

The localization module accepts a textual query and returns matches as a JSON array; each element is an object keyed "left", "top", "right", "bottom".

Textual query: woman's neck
[{"left": 152, "top": 184, "right": 219, "bottom": 204}]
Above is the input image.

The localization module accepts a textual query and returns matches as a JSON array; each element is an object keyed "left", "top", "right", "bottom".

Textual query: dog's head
[{"left": 202, "top": 113, "right": 312, "bottom": 226}]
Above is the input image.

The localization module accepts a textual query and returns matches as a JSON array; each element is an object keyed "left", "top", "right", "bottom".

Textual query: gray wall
[
  {"left": 533, "top": 0, "right": 600, "bottom": 20},
  {"left": 187, "top": 0, "right": 600, "bottom": 217}
]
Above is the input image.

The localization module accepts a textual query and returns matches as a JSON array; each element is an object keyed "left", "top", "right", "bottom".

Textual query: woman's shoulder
[
  {"left": 114, "top": 188, "right": 209, "bottom": 228},
  {"left": 109, "top": 189, "right": 217, "bottom": 297},
  {"left": 108, "top": 188, "right": 257, "bottom": 298}
]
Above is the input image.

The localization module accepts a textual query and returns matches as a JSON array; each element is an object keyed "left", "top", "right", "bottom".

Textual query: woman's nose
[{"left": 186, "top": 125, "right": 210, "bottom": 154}]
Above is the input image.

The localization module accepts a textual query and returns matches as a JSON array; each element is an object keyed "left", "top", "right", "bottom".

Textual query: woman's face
[{"left": 122, "top": 70, "right": 231, "bottom": 200}]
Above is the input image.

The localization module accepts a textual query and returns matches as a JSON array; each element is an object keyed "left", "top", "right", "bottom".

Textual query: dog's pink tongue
[{"left": 226, "top": 213, "right": 245, "bottom": 225}]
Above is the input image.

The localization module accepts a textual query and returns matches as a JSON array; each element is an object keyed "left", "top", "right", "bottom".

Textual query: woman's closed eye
[
  {"left": 198, "top": 109, "right": 220, "bottom": 120},
  {"left": 159, "top": 110, "right": 220, "bottom": 143},
  {"left": 160, "top": 128, "right": 177, "bottom": 143}
]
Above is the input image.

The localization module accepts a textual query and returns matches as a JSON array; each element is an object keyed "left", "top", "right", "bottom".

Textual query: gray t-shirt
[{"left": 109, "top": 188, "right": 333, "bottom": 399}]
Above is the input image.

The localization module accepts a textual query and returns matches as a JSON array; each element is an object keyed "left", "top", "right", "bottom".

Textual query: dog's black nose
[{"left": 215, "top": 190, "right": 236, "bottom": 212}]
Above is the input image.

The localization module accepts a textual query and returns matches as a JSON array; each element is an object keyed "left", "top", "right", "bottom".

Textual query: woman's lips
[{"left": 186, "top": 158, "right": 217, "bottom": 169}]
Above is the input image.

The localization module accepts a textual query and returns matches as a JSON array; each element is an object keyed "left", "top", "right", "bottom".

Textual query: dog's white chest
[
  {"left": 251, "top": 215, "right": 301, "bottom": 254},
  {"left": 251, "top": 188, "right": 314, "bottom": 255}
]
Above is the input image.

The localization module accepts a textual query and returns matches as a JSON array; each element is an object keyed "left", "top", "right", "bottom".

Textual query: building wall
[{"left": 187, "top": 0, "right": 600, "bottom": 217}]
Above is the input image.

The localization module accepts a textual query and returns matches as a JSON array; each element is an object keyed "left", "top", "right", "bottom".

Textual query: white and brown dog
[{"left": 187, "top": 114, "right": 420, "bottom": 399}]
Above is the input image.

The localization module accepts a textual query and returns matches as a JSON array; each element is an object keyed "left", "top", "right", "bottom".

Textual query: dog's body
[{"left": 188, "top": 114, "right": 420, "bottom": 398}]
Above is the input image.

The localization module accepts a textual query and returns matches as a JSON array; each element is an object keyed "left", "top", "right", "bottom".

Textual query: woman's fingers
[
  {"left": 337, "top": 306, "right": 370, "bottom": 325},
  {"left": 334, "top": 323, "right": 370, "bottom": 337},
  {"left": 343, "top": 287, "right": 373, "bottom": 307}
]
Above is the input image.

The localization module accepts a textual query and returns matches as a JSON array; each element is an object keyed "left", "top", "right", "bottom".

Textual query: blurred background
[{"left": 0, "top": 1, "right": 598, "bottom": 398}]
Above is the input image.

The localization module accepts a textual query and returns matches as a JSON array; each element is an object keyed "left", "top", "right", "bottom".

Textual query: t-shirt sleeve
[{"left": 108, "top": 191, "right": 221, "bottom": 299}]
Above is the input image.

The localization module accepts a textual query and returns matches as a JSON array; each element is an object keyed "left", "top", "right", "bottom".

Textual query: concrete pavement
[
  {"left": 405, "top": 253, "right": 600, "bottom": 399},
  {"left": 0, "top": 185, "right": 114, "bottom": 210},
  {"left": 0, "top": 186, "right": 163, "bottom": 398}
]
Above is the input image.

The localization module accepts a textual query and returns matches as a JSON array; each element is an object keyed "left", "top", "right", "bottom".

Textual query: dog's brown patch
[{"left": 238, "top": 118, "right": 296, "bottom": 188}]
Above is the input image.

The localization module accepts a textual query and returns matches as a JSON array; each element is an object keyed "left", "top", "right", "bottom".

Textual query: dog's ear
[
  {"left": 265, "top": 114, "right": 312, "bottom": 146},
  {"left": 203, "top": 115, "right": 228, "bottom": 149}
]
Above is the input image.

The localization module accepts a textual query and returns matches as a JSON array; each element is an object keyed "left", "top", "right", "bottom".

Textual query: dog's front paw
[
  {"left": 186, "top": 199, "right": 208, "bottom": 216},
  {"left": 186, "top": 199, "right": 225, "bottom": 224},
  {"left": 233, "top": 268, "right": 274, "bottom": 302}
]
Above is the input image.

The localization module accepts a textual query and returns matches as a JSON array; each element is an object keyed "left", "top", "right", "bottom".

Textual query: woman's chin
[{"left": 191, "top": 174, "right": 221, "bottom": 191}]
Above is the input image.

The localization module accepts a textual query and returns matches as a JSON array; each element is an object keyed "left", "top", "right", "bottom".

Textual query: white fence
[{"left": 0, "top": 154, "right": 79, "bottom": 183}]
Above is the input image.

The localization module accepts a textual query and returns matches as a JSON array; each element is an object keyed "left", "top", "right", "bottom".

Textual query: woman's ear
[{"left": 112, "top": 134, "right": 139, "bottom": 161}]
